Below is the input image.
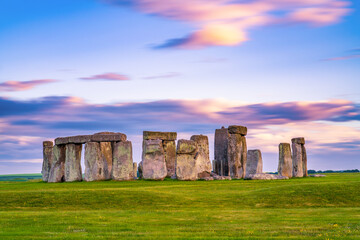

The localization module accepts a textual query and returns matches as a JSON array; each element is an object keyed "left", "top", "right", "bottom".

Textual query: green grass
[
  {"left": 0, "top": 173, "right": 359, "bottom": 239},
  {"left": 0, "top": 173, "right": 42, "bottom": 182}
]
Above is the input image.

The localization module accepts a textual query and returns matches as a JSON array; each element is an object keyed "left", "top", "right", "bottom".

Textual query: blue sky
[{"left": 0, "top": 0, "right": 359, "bottom": 174}]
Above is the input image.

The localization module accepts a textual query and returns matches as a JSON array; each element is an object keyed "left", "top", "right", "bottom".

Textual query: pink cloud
[
  {"left": 80, "top": 73, "right": 130, "bottom": 81},
  {"left": 108, "top": 0, "right": 352, "bottom": 49},
  {"left": 324, "top": 54, "right": 360, "bottom": 61},
  {"left": 0, "top": 79, "right": 57, "bottom": 92}
]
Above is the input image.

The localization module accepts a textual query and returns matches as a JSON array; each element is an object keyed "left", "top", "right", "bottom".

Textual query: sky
[{"left": 0, "top": 0, "right": 359, "bottom": 174}]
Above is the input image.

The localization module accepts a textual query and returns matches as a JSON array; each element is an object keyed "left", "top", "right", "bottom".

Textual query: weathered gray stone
[
  {"left": 292, "top": 139, "right": 304, "bottom": 178},
  {"left": 143, "top": 131, "right": 177, "bottom": 141},
  {"left": 55, "top": 133, "right": 126, "bottom": 145},
  {"left": 191, "top": 135, "right": 212, "bottom": 177},
  {"left": 214, "top": 127, "right": 229, "bottom": 176},
  {"left": 91, "top": 133, "right": 127, "bottom": 142},
  {"left": 198, "top": 171, "right": 211, "bottom": 178},
  {"left": 228, "top": 125, "right": 247, "bottom": 136},
  {"left": 175, "top": 140, "right": 198, "bottom": 180},
  {"left": 100, "top": 142, "right": 112, "bottom": 179},
  {"left": 163, "top": 140, "right": 176, "bottom": 177},
  {"left": 141, "top": 139, "right": 167, "bottom": 180},
  {"left": 292, "top": 137, "right": 305, "bottom": 145},
  {"left": 55, "top": 135, "right": 91, "bottom": 145},
  {"left": 201, "top": 177, "right": 214, "bottom": 181},
  {"left": 278, "top": 143, "right": 292, "bottom": 178},
  {"left": 42, "top": 141, "right": 53, "bottom": 182},
  {"left": 84, "top": 142, "right": 108, "bottom": 181},
  {"left": 246, "top": 149, "right": 262, "bottom": 178},
  {"left": 138, "top": 162, "right": 143, "bottom": 179},
  {"left": 212, "top": 160, "right": 216, "bottom": 172},
  {"left": 48, "top": 144, "right": 66, "bottom": 183},
  {"left": 245, "top": 173, "right": 289, "bottom": 180},
  {"left": 112, "top": 141, "right": 133, "bottom": 181},
  {"left": 133, "top": 162, "right": 138, "bottom": 178},
  {"left": 302, "top": 145, "right": 308, "bottom": 177},
  {"left": 65, "top": 144, "right": 82, "bottom": 182},
  {"left": 228, "top": 134, "right": 247, "bottom": 179}
]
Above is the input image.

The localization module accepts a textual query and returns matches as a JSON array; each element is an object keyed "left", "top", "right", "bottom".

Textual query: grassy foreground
[{"left": 0, "top": 173, "right": 359, "bottom": 239}]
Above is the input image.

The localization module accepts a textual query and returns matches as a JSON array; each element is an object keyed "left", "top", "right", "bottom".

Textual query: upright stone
[
  {"left": 100, "top": 142, "right": 112, "bottom": 180},
  {"left": 141, "top": 139, "right": 167, "bottom": 180},
  {"left": 228, "top": 134, "right": 244, "bottom": 179},
  {"left": 163, "top": 140, "right": 176, "bottom": 177},
  {"left": 292, "top": 138, "right": 304, "bottom": 177},
  {"left": 302, "top": 145, "right": 308, "bottom": 177},
  {"left": 176, "top": 140, "right": 198, "bottom": 180},
  {"left": 48, "top": 144, "right": 66, "bottom": 183},
  {"left": 214, "top": 127, "right": 229, "bottom": 176},
  {"left": 65, "top": 144, "right": 82, "bottom": 182},
  {"left": 240, "top": 135, "right": 247, "bottom": 178},
  {"left": 246, "top": 149, "right": 262, "bottom": 178},
  {"left": 112, "top": 141, "right": 133, "bottom": 181},
  {"left": 278, "top": 143, "right": 292, "bottom": 178},
  {"left": 191, "top": 135, "right": 211, "bottom": 177},
  {"left": 42, "top": 141, "right": 53, "bottom": 182},
  {"left": 84, "top": 142, "right": 107, "bottom": 181},
  {"left": 133, "top": 162, "right": 138, "bottom": 178}
]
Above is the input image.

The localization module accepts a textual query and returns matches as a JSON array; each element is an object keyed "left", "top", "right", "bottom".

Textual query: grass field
[{"left": 0, "top": 173, "right": 359, "bottom": 239}]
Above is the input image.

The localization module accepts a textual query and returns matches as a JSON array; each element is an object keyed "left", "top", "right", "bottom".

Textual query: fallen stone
[
  {"left": 228, "top": 125, "right": 247, "bottom": 136},
  {"left": 163, "top": 140, "right": 176, "bottom": 177},
  {"left": 198, "top": 171, "right": 211, "bottom": 178},
  {"left": 309, "top": 174, "right": 326, "bottom": 177},
  {"left": 200, "top": 177, "right": 214, "bottom": 181},
  {"left": 84, "top": 142, "right": 108, "bottom": 181},
  {"left": 245, "top": 173, "right": 289, "bottom": 180},
  {"left": 278, "top": 143, "right": 293, "bottom": 178},
  {"left": 48, "top": 144, "right": 66, "bottom": 183},
  {"left": 191, "top": 135, "right": 212, "bottom": 177},
  {"left": 112, "top": 141, "right": 133, "bottom": 181},
  {"left": 42, "top": 141, "right": 53, "bottom": 182},
  {"left": 64, "top": 144, "right": 82, "bottom": 182},
  {"left": 176, "top": 140, "right": 198, "bottom": 180},
  {"left": 142, "top": 139, "right": 167, "bottom": 180},
  {"left": 100, "top": 142, "right": 112, "bottom": 180},
  {"left": 214, "top": 127, "right": 229, "bottom": 176},
  {"left": 246, "top": 149, "right": 263, "bottom": 178},
  {"left": 143, "top": 131, "right": 177, "bottom": 141}
]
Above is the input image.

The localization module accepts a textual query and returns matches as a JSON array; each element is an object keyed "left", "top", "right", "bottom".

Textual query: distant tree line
[{"left": 307, "top": 169, "right": 359, "bottom": 173}]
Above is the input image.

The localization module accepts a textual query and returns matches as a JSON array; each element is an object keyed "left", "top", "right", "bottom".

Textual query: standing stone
[
  {"left": 84, "top": 142, "right": 107, "bottom": 181},
  {"left": 214, "top": 127, "right": 229, "bottom": 176},
  {"left": 240, "top": 135, "right": 247, "bottom": 178},
  {"left": 100, "top": 142, "right": 112, "bottom": 180},
  {"left": 227, "top": 133, "right": 243, "bottom": 179},
  {"left": 302, "top": 145, "right": 308, "bottom": 177},
  {"left": 112, "top": 141, "right": 133, "bottom": 181},
  {"left": 191, "top": 135, "right": 211, "bottom": 176},
  {"left": 48, "top": 144, "right": 66, "bottom": 183},
  {"left": 133, "top": 162, "right": 138, "bottom": 178},
  {"left": 65, "top": 144, "right": 82, "bottom": 182},
  {"left": 141, "top": 139, "right": 167, "bottom": 180},
  {"left": 176, "top": 140, "right": 198, "bottom": 180},
  {"left": 163, "top": 140, "right": 176, "bottom": 177},
  {"left": 292, "top": 138, "right": 304, "bottom": 177},
  {"left": 246, "top": 149, "right": 262, "bottom": 178},
  {"left": 42, "top": 141, "right": 53, "bottom": 182},
  {"left": 278, "top": 143, "right": 292, "bottom": 178}
]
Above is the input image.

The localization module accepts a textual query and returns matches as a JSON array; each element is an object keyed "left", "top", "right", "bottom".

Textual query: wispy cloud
[
  {"left": 324, "top": 48, "right": 360, "bottom": 61},
  {"left": 143, "top": 72, "right": 181, "bottom": 79},
  {"left": 80, "top": 73, "right": 130, "bottom": 81},
  {"left": 0, "top": 79, "right": 58, "bottom": 92},
  {"left": 106, "top": 0, "right": 352, "bottom": 49}
]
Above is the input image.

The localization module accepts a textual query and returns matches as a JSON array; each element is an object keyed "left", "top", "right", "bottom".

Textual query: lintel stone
[
  {"left": 228, "top": 125, "right": 247, "bottom": 136},
  {"left": 143, "top": 131, "right": 177, "bottom": 141}
]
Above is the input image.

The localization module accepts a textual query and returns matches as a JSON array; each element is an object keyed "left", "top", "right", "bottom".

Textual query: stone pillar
[
  {"left": 228, "top": 125, "right": 247, "bottom": 179},
  {"left": 292, "top": 137, "right": 306, "bottom": 177},
  {"left": 191, "top": 135, "right": 211, "bottom": 177},
  {"left": 84, "top": 142, "right": 107, "bottom": 181},
  {"left": 141, "top": 139, "right": 167, "bottom": 180},
  {"left": 278, "top": 143, "right": 292, "bottom": 178},
  {"left": 142, "top": 131, "right": 177, "bottom": 178},
  {"left": 133, "top": 162, "right": 138, "bottom": 178},
  {"left": 48, "top": 144, "right": 66, "bottom": 183},
  {"left": 42, "top": 141, "right": 53, "bottom": 182},
  {"left": 302, "top": 145, "right": 308, "bottom": 177},
  {"left": 100, "top": 142, "right": 112, "bottom": 180},
  {"left": 246, "top": 149, "right": 263, "bottom": 178},
  {"left": 112, "top": 141, "right": 133, "bottom": 181},
  {"left": 214, "top": 127, "right": 229, "bottom": 176},
  {"left": 212, "top": 160, "right": 216, "bottom": 172},
  {"left": 65, "top": 144, "right": 82, "bottom": 182},
  {"left": 175, "top": 140, "right": 198, "bottom": 180}
]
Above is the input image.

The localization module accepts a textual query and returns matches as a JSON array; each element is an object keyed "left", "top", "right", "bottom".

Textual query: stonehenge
[{"left": 42, "top": 128, "right": 309, "bottom": 182}]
